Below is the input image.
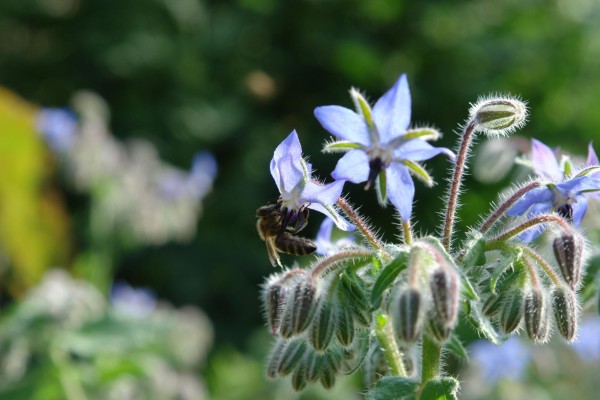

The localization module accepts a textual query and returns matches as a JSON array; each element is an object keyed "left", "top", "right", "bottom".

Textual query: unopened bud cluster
[
  {"left": 479, "top": 229, "right": 585, "bottom": 343},
  {"left": 262, "top": 265, "right": 371, "bottom": 390},
  {"left": 391, "top": 244, "right": 461, "bottom": 346}
]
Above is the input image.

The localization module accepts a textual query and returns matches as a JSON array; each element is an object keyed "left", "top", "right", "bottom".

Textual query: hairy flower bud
[
  {"left": 335, "top": 302, "right": 355, "bottom": 347},
  {"left": 266, "top": 339, "right": 287, "bottom": 379},
  {"left": 309, "top": 299, "right": 336, "bottom": 351},
  {"left": 553, "top": 232, "right": 584, "bottom": 290},
  {"left": 279, "top": 278, "right": 320, "bottom": 338},
  {"left": 469, "top": 95, "right": 528, "bottom": 136},
  {"left": 426, "top": 314, "right": 452, "bottom": 343},
  {"left": 339, "top": 273, "right": 371, "bottom": 327},
  {"left": 394, "top": 288, "right": 423, "bottom": 343},
  {"left": 429, "top": 266, "right": 460, "bottom": 328},
  {"left": 277, "top": 339, "right": 307, "bottom": 376},
  {"left": 524, "top": 288, "right": 548, "bottom": 342},
  {"left": 552, "top": 286, "right": 578, "bottom": 341},
  {"left": 263, "top": 280, "right": 289, "bottom": 335},
  {"left": 305, "top": 351, "right": 323, "bottom": 383},
  {"left": 499, "top": 289, "right": 523, "bottom": 334},
  {"left": 482, "top": 293, "right": 502, "bottom": 317},
  {"left": 291, "top": 363, "right": 307, "bottom": 391}
]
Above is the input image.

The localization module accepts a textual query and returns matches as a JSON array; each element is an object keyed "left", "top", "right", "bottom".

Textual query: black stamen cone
[
  {"left": 364, "top": 158, "right": 384, "bottom": 190},
  {"left": 557, "top": 204, "right": 574, "bottom": 222}
]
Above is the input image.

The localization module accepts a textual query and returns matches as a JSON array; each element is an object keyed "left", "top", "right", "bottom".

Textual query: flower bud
[
  {"left": 552, "top": 286, "right": 578, "bottom": 341},
  {"left": 335, "top": 302, "right": 355, "bottom": 347},
  {"left": 291, "top": 363, "right": 307, "bottom": 391},
  {"left": 266, "top": 339, "right": 287, "bottom": 379},
  {"left": 429, "top": 266, "right": 460, "bottom": 328},
  {"left": 263, "top": 280, "right": 288, "bottom": 335},
  {"left": 482, "top": 293, "right": 502, "bottom": 317},
  {"left": 319, "top": 367, "right": 336, "bottom": 389},
  {"left": 469, "top": 95, "right": 528, "bottom": 136},
  {"left": 553, "top": 232, "right": 584, "bottom": 290},
  {"left": 524, "top": 288, "right": 548, "bottom": 342},
  {"left": 426, "top": 314, "right": 452, "bottom": 343},
  {"left": 339, "top": 273, "right": 371, "bottom": 327},
  {"left": 499, "top": 289, "right": 523, "bottom": 334},
  {"left": 309, "top": 300, "right": 336, "bottom": 351},
  {"left": 394, "top": 288, "right": 423, "bottom": 343},
  {"left": 305, "top": 352, "right": 324, "bottom": 383},
  {"left": 280, "top": 278, "right": 319, "bottom": 337},
  {"left": 277, "top": 338, "right": 307, "bottom": 376}
]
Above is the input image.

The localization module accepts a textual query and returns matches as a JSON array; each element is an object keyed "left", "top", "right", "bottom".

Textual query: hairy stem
[
  {"left": 402, "top": 220, "right": 413, "bottom": 245},
  {"left": 488, "top": 214, "right": 571, "bottom": 243},
  {"left": 419, "top": 335, "right": 441, "bottom": 391},
  {"left": 519, "top": 245, "right": 563, "bottom": 286},
  {"left": 479, "top": 181, "right": 542, "bottom": 233},
  {"left": 310, "top": 249, "right": 372, "bottom": 280},
  {"left": 442, "top": 121, "right": 476, "bottom": 251},
  {"left": 337, "top": 198, "right": 388, "bottom": 256},
  {"left": 374, "top": 312, "right": 407, "bottom": 377}
]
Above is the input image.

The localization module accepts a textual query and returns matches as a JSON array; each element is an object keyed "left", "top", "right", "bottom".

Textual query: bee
[{"left": 256, "top": 201, "right": 317, "bottom": 267}]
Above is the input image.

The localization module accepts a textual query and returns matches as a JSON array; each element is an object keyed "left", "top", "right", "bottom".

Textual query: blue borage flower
[
  {"left": 314, "top": 74, "right": 455, "bottom": 221},
  {"left": 270, "top": 130, "right": 352, "bottom": 231},
  {"left": 507, "top": 139, "right": 600, "bottom": 241}
]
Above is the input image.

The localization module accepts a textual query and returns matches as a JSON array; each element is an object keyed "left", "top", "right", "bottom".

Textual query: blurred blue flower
[
  {"left": 270, "top": 130, "right": 351, "bottom": 231},
  {"left": 470, "top": 337, "right": 530, "bottom": 383},
  {"left": 314, "top": 74, "right": 454, "bottom": 220},
  {"left": 111, "top": 281, "right": 157, "bottom": 318},
  {"left": 506, "top": 139, "right": 600, "bottom": 241},
  {"left": 159, "top": 151, "right": 217, "bottom": 201},
  {"left": 314, "top": 217, "right": 355, "bottom": 255},
  {"left": 572, "top": 316, "right": 600, "bottom": 362},
  {"left": 36, "top": 108, "right": 78, "bottom": 153}
]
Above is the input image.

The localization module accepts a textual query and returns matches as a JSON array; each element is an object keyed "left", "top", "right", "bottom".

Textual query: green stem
[
  {"left": 374, "top": 312, "right": 407, "bottom": 377},
  {"left": 419, "top": 335, "right": 441, "bottom": 391},
  {"left": 337, "top": 198, "right": 390, "bottom": 259},
  {"left": 402, "top": 220, "right": 413, "bottom": 245}
]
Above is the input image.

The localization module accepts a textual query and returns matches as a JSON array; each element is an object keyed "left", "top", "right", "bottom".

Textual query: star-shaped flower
[
  {"left": 507, "top": 139, "right": 600, "bottom": 240},
  {"left": 270, "top": 130, "right": 352, "bottom": 231},
  {"left": 314, "top": 74, "right": 454, "bottom": 221}
]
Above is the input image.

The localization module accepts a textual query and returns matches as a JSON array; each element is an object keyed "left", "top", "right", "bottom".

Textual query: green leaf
[
  {"left": 420, "top": 377, "right": 460, "bottom": 400},
  {"left": 402, "top": 160, "right": 433, "bottom": 187},
  {"left": 445, "top": 334, "right": 469, "bottom": 362},
  {"left": 371, "top": 251, "right": 410, "bottom": 308},
  {"left": 366, "top": 376, "right": 419, "bottom": 400}
]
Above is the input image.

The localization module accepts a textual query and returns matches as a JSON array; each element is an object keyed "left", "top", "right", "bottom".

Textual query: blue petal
[
  {"left": 386, "top": 162, "right": 415, "bottom": 221},
  {"left": 587, "top": 141, "right": 599, "bottom": 166},
  {"left": 372, "top": 74, "right": 412, "bottom": 143},
  {"left": 531, "top": 139, "right": 561, "bottom": 181},
  {"left": 331, "top": 149, "right": 370, "bottom": 183},
  {"left": 506, "top": 187, "right": 553, "bottom": 216},
  {"left": 572, "top": 195, "right": 588, "bottom": 226},
  {"left": 308, "top": 203, "right": 354, "bottom": 231},
  {"left": 315, "top": 218, "right": 334, "bottom": 255},
  {"left": 557, "top": 176, "right": 600, "bottom": 193},
  {"left": 314, "top": 106, "right": 371, "bottom": 146},
  {"left": 393, "top": 139, "right": 455, "bottom": 162},
  {"left": 270, "top": 131, "right": 305, "bottom": 193},
  {"left": 302, "top": 180, "right": 345, "bottom": 206}
]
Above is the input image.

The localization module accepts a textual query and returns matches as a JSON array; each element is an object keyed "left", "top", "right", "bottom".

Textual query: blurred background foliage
[{"left": 2, "top": 0, "right": 600, "bottom": 398}]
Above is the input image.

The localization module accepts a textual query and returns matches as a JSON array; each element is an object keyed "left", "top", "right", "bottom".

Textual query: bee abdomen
[{"left": 275, "top": 232, "right": 317, "bottom": 256}]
